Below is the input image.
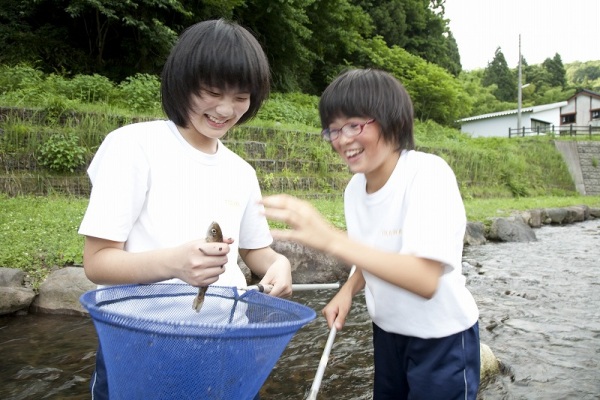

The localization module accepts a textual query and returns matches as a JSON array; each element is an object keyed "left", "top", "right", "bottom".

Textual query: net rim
[{"left": 80, "top": 283, "right": 316, "bottom": 338}]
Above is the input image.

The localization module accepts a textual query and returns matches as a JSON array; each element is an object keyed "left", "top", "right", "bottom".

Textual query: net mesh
[{"left": 80, "top": 283, "right": 316, "bottom": 399}]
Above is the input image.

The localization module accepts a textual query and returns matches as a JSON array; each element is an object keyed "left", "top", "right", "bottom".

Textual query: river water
[{"left": 0, "top": 220, "right": 599, "bottom": 399}]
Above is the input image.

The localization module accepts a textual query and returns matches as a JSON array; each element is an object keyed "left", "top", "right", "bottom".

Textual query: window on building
[
  {"left": 561, "top": 114, "right": 575, "bottom": 124},
  {"left": 531, "top": 119, "right": 550, "bottom": 133},
  {"left": 592, "top": 109, "right": 600, "bottom": 120}
]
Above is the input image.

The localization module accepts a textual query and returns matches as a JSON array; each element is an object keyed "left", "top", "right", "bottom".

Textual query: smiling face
[
  {"left": 329, "top": 116, "right": 400, "bottom": 193},
  {"left": 178, "top": 87, "right": 251, "bottom": 153}
]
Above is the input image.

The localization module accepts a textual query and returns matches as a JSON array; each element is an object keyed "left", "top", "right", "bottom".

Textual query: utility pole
[{"left": 517, "top": 34, "right": 523, "bottom": 133}]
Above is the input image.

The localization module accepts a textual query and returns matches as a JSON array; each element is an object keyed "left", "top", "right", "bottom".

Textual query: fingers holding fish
[
  {"left": 170, "top": 240, "right": 228, "bottom": 286},
  {"left": 197, "top": 241, "right": 231, "bottom": 256}
]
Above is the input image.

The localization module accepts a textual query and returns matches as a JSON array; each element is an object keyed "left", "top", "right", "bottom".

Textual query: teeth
[
  {"left": 207, "top": 115, "right": 227, "bottom": 124},
  {"left": 345, "top": 149, "right": 363, "bottom": 158}
]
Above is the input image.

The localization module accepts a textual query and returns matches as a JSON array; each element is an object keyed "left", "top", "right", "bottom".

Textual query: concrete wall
[
  {"left": 577, "top": 141, "right": 600, "bottom": 195},
  {"left": 554, "top": 141, "right": 585, "bottom": 194},
  {"left": 555, "top": 141, "right": 600, "bottom": 195}
]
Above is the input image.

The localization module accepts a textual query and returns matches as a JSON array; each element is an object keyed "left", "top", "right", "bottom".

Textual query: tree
[
  {"left": 353, "top": 0, "right": 461, "bottom": 76},
  {"left": 482, "top": 47, "right": 516, "bottom": 102},
  {"left": 0, "top": 0, "right": 89, "bottom": 71},
  {"left": 65, "top": 0, "right": 190, "bottom": 78},
  {"left": 457, "top": 70, "right": 513, "bottom": 117},
  {"left": 0, "top": 0, "right": 192, "bottom": 80},
  {"left": 304, "top": 0, "right": 373, "bottom": 93},
  {"left": 359, "top": 36, "right": 470, "bottom": 125},
  {"left": 233, "top": 0, "right": 316, "bottom": 92},
  {"left": 542, "top": 53, "right": 566, "bottom": 88}
]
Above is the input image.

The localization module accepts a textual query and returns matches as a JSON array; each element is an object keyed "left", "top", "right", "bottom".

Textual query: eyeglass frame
[{"left": 321, "top": 119, "right": 375, "bottom": 142}]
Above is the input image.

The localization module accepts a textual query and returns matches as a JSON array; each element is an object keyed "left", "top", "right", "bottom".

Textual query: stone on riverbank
[
  {"left": 488, "top": 216, "right": 537, "bottom": 242},
  {"left": 480, "top": 343, "right": 501, "bottom": 386},
  {"left": 0, "top": 267, "right": 35, "bottom": 315},
  {"left": 30, "top": 266, "right": 96, "bottom": 316},
  {"left": 464, "top": 222, "right": 487, "bottom": 246}
]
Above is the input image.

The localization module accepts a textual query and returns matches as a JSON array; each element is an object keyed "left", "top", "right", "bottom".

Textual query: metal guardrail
[{"left": 509, "top": 124, "right": 600, "bottom": 138}]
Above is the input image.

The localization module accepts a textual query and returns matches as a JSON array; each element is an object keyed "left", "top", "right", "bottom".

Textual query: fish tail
[{"left": 193, "top": 286, "right": 208, "bottom": 312}]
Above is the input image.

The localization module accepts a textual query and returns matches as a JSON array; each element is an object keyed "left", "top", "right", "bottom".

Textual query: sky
[{"left": 444, "top": 0, "right": 600, "bottom": 70}]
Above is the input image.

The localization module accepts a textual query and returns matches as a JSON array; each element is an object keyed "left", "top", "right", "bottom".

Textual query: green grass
[
  {"left": 2, "top": 66, "right": 599, "bottom": 288},
  {"left": 0, "top": 194, "right": 86, "bottom": 288},
  {"left": 1, "top": 194, "right": 598, "bottom": 289}
]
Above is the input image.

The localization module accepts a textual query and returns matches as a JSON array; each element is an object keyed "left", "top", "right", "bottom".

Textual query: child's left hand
[{"left": 261, "top": 194, "right": 339, "bottom": 253}]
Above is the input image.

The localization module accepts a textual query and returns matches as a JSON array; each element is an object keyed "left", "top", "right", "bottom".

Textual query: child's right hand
[
  {"left": 172, "top": 237, "right": 234, "bottom": 287},
  {"left": 322, "top": 290, "right": 353, "bottom": 331}
]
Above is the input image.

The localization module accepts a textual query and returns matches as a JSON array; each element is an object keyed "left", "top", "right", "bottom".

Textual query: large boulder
[
  {"left": 271, "top": 240, "right": 350, "bottom": 284},
  {"left": 0, "top": 287, "right": 36, "bottom": 315},
  {"left": 518, "top": 208, "right": 544, "bottom": 228},
  {"left": 487, "top": 216, "right": 537, "bottom": 242},
  {"left": 30, "top": 266, "right": 96, "bottom": 316},
  {"left": 464, "top": 222, "right": 487, "bottom": 246},
  {"left": 0, "top": 267, "right": 36, "bottom": 315},
  {"left": 544, "top": 207, "right": 569, "bottom": 224}
]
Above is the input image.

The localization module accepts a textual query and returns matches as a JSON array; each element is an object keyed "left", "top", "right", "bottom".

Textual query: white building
[
  {"left": 457, "top": 89, "right": 600, "bottom": 138},
  {"left": 457, "top": 102, "right": 566, "bottom": 138},
  {"left": 560, "top": 89, "right": 600, "bottom": 127}
]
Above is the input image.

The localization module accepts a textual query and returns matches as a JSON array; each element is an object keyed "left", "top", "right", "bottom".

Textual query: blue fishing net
[{"left": 80, "top": 284, "right": 316, "bottom": 399}]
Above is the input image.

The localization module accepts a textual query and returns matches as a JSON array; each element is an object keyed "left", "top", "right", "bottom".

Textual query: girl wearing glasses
[{"left": 262, "top": 69, "right": 480, "bottom": 399}]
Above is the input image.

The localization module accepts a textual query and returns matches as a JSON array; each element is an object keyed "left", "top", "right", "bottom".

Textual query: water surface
[{"left": 1, "top": 220, "right": 599, "bottom": 399}]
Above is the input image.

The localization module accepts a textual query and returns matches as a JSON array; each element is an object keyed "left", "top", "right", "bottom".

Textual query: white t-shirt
[
  {"left": 344, "top": 150, "right": 479, "bottom": 338},
  {"left": 78, "top": 120, "right": 272, "bottom": 288}
]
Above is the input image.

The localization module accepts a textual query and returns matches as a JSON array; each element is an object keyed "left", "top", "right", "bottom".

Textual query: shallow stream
[{"left": 1, "top": 219, "right": 598, "bottom": 399}]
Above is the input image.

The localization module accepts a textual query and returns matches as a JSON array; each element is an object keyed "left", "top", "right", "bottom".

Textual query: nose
[
  {"left": 337, "top": 132, "right": 354, "bottom": 146},
  {"left": 215, "top": 98, "right": 234, "bottom": 117}
]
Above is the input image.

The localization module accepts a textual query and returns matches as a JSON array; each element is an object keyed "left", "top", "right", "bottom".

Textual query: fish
[{"left": 192, "top": 221, "right": 223, "bottom": 312}]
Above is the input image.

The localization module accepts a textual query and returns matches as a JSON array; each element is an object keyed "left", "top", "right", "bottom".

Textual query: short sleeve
[{"left": 78, "top": 129, "right": 149, "bottom": 242}]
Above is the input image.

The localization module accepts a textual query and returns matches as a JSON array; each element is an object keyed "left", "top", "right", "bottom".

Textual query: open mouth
[
  {"left": 345, "top": 148, "right": 364, "bottom": 159},
  {"left": 206, "top": 114, "right": 228, "bottom": 126}
]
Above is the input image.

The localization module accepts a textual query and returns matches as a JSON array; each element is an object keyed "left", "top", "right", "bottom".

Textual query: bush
[
  {"left": 257, "top": 92, "right": 320, "bottom": 127},
  {"left": 55, "top": 73, "right": 117, "bottom": 103},
  {"left": 38, "top": 133, "right": 86, "bottom": 173},
  {"left": 117, "top": 73, "right": 161, "bottom": 113},
  {"left": 0, "top": 64, "right": 44, "bottom": 94}
]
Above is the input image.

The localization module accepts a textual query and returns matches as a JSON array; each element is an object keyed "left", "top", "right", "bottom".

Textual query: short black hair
[
  {"left": 161, "top": 19, "right": 271, "bottom": 127},
  {"left": 319, "top": 69, "right": 414, "bottom": 151}
]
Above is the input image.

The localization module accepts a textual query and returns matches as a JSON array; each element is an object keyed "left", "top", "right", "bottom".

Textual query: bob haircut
[
  {"left": 319, "top": 69, "right": 415, "bottom": 151},
  {"left": 161, "top": 19, "right": 271, "bottom": 128}
]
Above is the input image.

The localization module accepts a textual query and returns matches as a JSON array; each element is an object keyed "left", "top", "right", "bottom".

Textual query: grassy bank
[
  {"left": 1, "top": 194, "right": 599, "bottom": 289},
  {"left": 1, "top": 67, "right": 598, "bottom": 288}
]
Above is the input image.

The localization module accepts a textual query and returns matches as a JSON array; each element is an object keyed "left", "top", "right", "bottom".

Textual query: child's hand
[
  {"left": 173, "top": 237, "right": 233, "bottom": 287},
  {"left": 261, "top": 194, "right": 339, "bottom": 253},
  {"left": 322, "top": 289, "right": 353, "bottom": 331},
  {"left": 258, "top": 255, "right": 292, "bottom": 298}
]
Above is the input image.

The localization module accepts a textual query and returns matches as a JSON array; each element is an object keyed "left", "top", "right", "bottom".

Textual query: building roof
[
  {"left": 567, "top": 89, "right": 600, "bottom": 101},
  {"left": 457, "top": 101, "right": 568, "bottom": 123}
]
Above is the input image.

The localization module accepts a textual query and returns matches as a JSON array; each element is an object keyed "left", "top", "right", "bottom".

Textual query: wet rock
[
  {"left": 0, "top": 287, "right": 36, "bottom": 315},
  {"left": 30, "top": 267, "right": 96, "bottom": 316},
  {"left": 464, "top": 222, "right": 487, "bottom": 246},
  {"left": 271, "top": 240, "right": 350, "bottom": 284},
  {"left": 545, "top": 207, "right": 569, "bottom": 224},
  {"left": 0, "top": 267, "right": 36, "bottom": 315},
  {"left": 239, "top": 240, "right": 350, "bottom": 285},
  {"left": 519, "top": 208, "right": 543, "bottom": 228},
  {"left": 0, "top": 267, "right": 27, "bottom": 286},
  {"left": 566, "top": 205, "right": 589, "bottom": 223},
  {"left": 487, "top": 216, "right": 537, "bottom": 242},
  {"left": 480, "top": 343, "right": 500, "bottom": 387}
]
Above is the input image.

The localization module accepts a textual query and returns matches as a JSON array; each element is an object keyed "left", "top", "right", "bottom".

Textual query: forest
[{"left": 1, "top": 0, "right": 599, "bottom": 127}]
